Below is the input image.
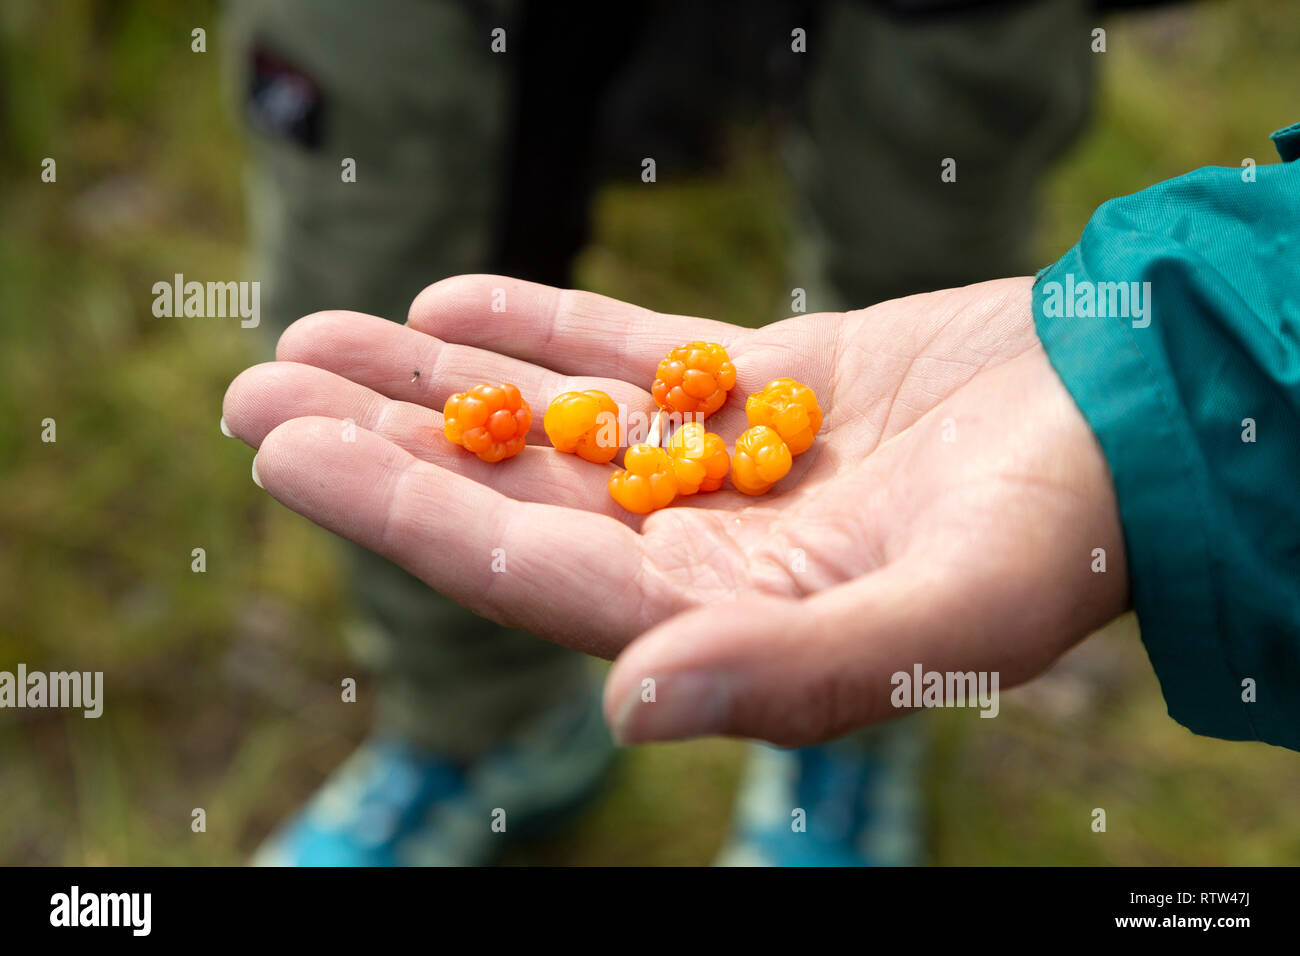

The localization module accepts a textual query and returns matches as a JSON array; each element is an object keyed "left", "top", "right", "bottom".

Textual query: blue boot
[
  {"left": 252, "top": 689, "right": 615, "bottom": 866},
  {"left": 715, "top": 723, "right": 925, "bottom": 867}
]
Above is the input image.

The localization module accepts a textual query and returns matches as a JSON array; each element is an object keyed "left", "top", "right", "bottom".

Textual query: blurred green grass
[{"left": 1, "top": 0, "right": 1298, "bottom": 865}]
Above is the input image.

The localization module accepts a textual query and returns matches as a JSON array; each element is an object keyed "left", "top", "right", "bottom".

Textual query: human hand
[{"left": 222, "top": 275, "right": 1128, "bottom": 745}]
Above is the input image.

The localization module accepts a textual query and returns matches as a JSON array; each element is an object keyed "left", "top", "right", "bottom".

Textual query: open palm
[{"left": 223, "top": 274, "right": 1128, "bottom": 745}]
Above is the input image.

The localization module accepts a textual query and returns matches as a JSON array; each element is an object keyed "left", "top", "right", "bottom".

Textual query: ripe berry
[
  {"left": 609, "top": 444, "right": 678, "bottom": 514},
  {"left": 745, "top": 378, "right": 822, "bottom": 454},
  {"left": 443, "top": 383, "right": 532, "bottom": 462},
  {"left": 651, "top": 342, "right": 737, "bottom": 418},
  {"left": 731, "top": 425, "right": 793, "bottom": 495},
  {"left": 666, "top": 422, "right": 730, "bottom": 495},
  {"left": 543, "top": 390, "right": 621, "bottom": 464}
]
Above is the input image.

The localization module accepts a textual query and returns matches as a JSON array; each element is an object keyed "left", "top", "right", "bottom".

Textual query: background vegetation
[{"left": 1, "top": 0, "right": 1297, "bottom": 864}]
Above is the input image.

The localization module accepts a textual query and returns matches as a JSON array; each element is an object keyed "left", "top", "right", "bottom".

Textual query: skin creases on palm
[{"left": 622, "top": 275, "right": 1052, "bottom": 606}]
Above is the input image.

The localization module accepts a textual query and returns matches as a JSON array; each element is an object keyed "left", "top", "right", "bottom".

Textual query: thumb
[
  {"left": 602, "top": 595, "right": 853, "bottom": 747},
  {"left": 601, "top": 558, "right": 940, "bottom": 747},
  {"left": 602, "top": 550, "right": 1078, "bottom": 747}
]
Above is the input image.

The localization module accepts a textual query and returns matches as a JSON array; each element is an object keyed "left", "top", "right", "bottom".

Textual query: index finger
[{"left": 406, "top": 275, "right": 744, "bottom": 383}]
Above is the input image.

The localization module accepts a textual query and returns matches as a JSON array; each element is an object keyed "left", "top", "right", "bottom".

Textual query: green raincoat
[{"left": 1034, "top": 122, "right": 1300, "bottom": 751}]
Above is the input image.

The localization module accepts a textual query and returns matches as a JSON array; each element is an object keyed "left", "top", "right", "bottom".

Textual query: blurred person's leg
[
  {"left": 719, "top": 0, "right": 1096, "bottom": 866},
  {"left": 788, "top": 0, "right": 1096, "bottom": 310},
  {"left": 223, "top": 0, "right": 641, "bottom": 865}
]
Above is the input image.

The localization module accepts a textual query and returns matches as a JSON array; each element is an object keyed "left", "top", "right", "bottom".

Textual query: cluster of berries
[{"left": 442, "top": 342, "right": 821, "bottom": 515}]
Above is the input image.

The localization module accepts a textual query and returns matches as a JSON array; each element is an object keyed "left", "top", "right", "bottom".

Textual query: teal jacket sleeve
[{"left": 1032, "top": 123, "right": 1300, "bottom": 751}]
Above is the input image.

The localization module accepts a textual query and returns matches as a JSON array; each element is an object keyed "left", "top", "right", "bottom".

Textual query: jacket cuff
[{"left": 1032, "top": 246, "right": 1261, "bottom": 744}]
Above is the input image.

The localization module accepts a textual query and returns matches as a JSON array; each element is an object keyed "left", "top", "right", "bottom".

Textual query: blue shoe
[
  {"left": 252, "top": 690, "right": 615, "bottom": 866},
  {"left": 715, "top": 723, "right": 925, "bottom": 867}
]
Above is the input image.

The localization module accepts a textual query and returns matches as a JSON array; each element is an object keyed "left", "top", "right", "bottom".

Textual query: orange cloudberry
[
  {"left": 443, "top": 383, "right": 532, "bottom": 462},
  {"left": 608, "top": 444, "right": 678, "bottom": 514},
  {"left": 651, "top": 341, "right": 737, "bottom": 418},
  {"left": 666, "top": 422, "right": 730, "bottom": 495},
  {"left": 731, "top": 425, "right": 793, "bottom": 495},
  {"left": 543, "top": 390, "right": 621, "bottom": 464},
  {"left": 745, "top": 378, "right": 822, "bottom": 455}
]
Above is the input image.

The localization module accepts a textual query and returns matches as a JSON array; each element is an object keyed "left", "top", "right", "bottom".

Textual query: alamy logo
[
  {"left": 1040, "top": 274, "right": 1152, "bottom": 328},
  {"left": 0, "top": 664, "right": 102, "bottom": 718},
  {"left": 890, "top": 664, "right": 999, "bottom": 717},
  {"left": 152, "top": 273, "right": 260, "bottom": 328},
  {"left": 50, "top": 886, "right": 151, "bottom": 936}
]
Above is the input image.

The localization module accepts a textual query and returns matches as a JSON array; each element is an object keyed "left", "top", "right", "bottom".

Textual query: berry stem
[{"left": 645, "top": 409, "right": 667, "bottom": 448}]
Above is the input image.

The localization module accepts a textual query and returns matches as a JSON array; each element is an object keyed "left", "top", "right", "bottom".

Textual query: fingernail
[
  {"left": 251, "top": 455, "right": 263, "bottom": 489},
  {"left": 220, "top": 416, "right": 234, "bottom": 438},
  {"left": 611, "top": 672, "right": 732, "bottom": 744}
]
